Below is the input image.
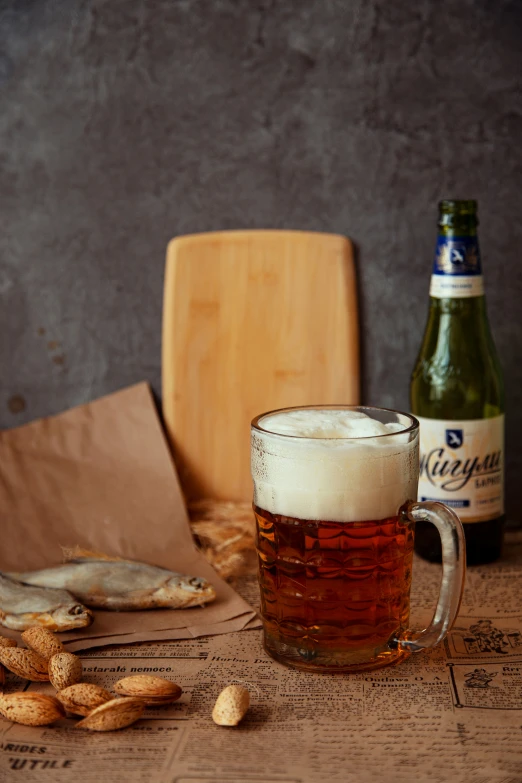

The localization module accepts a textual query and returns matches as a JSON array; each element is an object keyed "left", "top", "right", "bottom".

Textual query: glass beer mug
[{"left": 251, "top": 405, "right": 466, "bottom": 673}]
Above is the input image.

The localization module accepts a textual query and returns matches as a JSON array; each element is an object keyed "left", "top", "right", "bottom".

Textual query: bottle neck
[
  {"left": 430, "top": 230, "right": 483, "bottom": 300},
  {"left": 438, "top": 213, "right": 478, "bottom": 237}
]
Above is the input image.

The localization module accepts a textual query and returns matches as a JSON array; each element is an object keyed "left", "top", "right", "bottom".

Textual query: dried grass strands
[{"left": 188, "top": 500, "right": 257, "bottom": 580}]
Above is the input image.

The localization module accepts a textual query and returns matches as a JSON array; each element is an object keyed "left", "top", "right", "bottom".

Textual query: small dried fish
[
  {"left": 9, "top": 551, "right": 217, "bottom": 611},
  {"left": 0, "top": 573, "right": 94, "bottom": 632}
]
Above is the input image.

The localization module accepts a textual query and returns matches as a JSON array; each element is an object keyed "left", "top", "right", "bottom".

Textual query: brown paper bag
[{"left": 0, "top": 383, "right": 258, "bottom": 649}]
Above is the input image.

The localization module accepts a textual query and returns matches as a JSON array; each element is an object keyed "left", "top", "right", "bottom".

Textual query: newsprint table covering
[{"left": 2, "top": 533, "right": 522, "bottom": 783}]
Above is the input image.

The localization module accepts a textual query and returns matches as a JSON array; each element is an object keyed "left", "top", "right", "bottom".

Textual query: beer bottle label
[
  {"left": 430, "top": 235, "right": 484, "bottom": 298},
  {"left": 416, "top": 415, "right": 504, "bottom": 522}
]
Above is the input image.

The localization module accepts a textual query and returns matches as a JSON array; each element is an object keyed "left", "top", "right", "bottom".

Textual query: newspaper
[{"left": 2, "top": 533, "right": 522, "bottom": 783}]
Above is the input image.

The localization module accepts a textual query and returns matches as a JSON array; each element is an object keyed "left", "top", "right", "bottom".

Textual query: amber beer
[
  {"left": 251, "top": 406, "right": 466, "bottom": 673},
  {"left": 255, "top": 508, "right": 414, "bottom": 653}
]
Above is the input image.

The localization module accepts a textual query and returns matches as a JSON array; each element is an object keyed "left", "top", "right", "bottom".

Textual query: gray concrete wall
[{"left": 1, "top": 0, "right": 520, "bottom": 514}]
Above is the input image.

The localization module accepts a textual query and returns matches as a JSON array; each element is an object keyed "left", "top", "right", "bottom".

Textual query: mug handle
[{"left": 394, "top": 500, "right": 466, "bottom": 653}]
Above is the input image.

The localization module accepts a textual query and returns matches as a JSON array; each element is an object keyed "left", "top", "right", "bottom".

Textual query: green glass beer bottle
[{"left": 410, "top": 200, "right": 505, "bottom": 565}]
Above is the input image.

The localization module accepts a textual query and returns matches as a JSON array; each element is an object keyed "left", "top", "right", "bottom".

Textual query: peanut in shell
[
  {"left": 212, "top": 685, "right": 250, "bottom": 726},
  {"left": 75, "top": 697, "right": 145, "bottom": 731},
  {"left": 0, "top": 636, "right": 16, "bottom": 688},
  {"left": 113, "top": 674, "right": 182, "bottom": 705},
  {"left": 49, "top": 652, "right": 83, "bottom": 691},
  {"left": 21, "top": 627, "right": 65, "bottom": 660},
  {"left": 0, "top": 648, "right": 49, "bottom": 681},
  {"left": 0, "top": 692, "right": 64, "bottom": 726},
  {"left": 56, "top": 683, "right": 113, "bottom": 717}
]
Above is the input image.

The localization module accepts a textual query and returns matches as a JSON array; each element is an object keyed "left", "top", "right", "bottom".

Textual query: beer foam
[{"left": 251, "top": 409, "right": 418, "bottom": 522}]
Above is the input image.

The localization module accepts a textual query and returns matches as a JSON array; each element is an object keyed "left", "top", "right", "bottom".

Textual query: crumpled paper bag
[{"left": 0, "top": 382, "right": 259, "bottom": 650}]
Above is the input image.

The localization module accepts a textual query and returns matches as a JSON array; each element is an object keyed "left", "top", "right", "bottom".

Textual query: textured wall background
[{"left": 1, "top": 0, "right": 521, "bottom": 513}]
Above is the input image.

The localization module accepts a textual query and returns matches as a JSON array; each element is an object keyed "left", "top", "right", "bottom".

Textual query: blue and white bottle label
[
  {"left": 416, "top": 415, "right": 504, "bottom": 522},
  {"left": 430, "top": 235, "right": 484, "bottom": 298}
]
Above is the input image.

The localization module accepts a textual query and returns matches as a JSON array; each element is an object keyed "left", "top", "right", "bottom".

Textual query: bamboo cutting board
[{"left": 162, "top": 230, "right": 359, "bottom": 502}]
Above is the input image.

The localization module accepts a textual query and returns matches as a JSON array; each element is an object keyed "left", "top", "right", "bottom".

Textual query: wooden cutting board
[{"left": 162, "top": 230, "right": 359, "bottom": 502}]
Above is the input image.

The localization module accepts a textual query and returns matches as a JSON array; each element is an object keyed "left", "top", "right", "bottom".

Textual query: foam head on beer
[{"left": 251, "top": 408, "right": 418, "bottom": 523}]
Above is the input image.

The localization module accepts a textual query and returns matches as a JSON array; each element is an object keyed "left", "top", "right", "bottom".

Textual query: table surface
[{"left": 2, "top": 531, "right": 521, "bottom": 783}]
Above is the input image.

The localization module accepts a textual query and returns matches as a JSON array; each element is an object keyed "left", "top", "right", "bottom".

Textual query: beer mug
[{"left": 251, "top": 405, "right": 466, "bottom": 673}]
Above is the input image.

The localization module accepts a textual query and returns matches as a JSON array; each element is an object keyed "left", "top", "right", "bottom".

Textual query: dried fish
[
  {"left": 9, "top": 551, "right": 216, "bottom": 611},
  {"left": 0, "top": 573, "right": 94, "bottom": 632}
]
